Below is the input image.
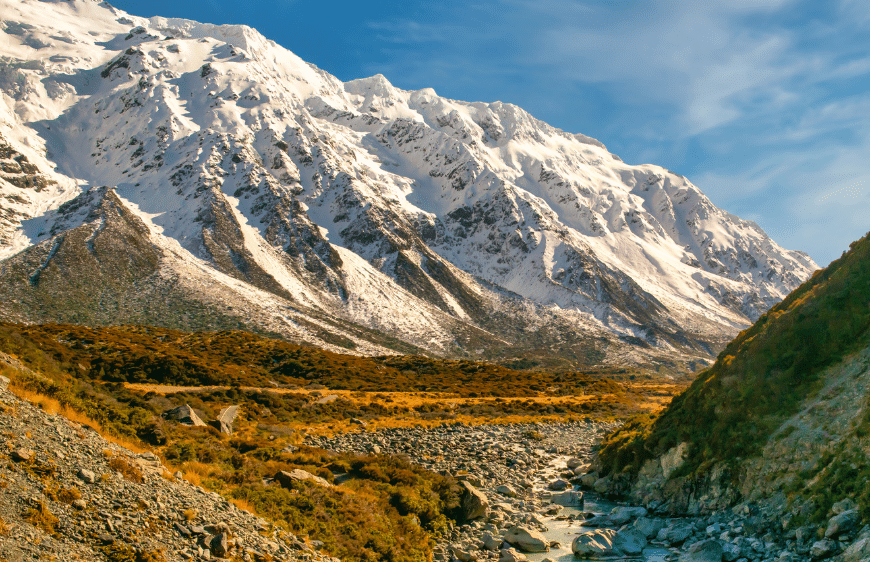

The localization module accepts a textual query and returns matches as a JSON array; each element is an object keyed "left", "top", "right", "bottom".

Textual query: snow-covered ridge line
[{"left": 0, "top": 0, "right": 817, "bottom": 370}]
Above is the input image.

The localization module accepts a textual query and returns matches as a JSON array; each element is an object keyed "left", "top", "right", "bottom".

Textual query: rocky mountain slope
[
  {"left": 0, "top": 0, "right": 817, "bottom": 369},
  {"left": 589, "top": 231, "right": 870, "bottom": 558},
  {"left": 0, "top": 374, "right": 335, "bottom": 562}
]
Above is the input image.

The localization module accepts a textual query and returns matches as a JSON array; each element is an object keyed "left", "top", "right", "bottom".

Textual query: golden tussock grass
[{"left": 7, "top": 378, "right": 151, "bottom": 455}]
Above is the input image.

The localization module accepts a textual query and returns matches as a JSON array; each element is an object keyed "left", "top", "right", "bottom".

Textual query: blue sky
[{"left": 111, "top": 0, "right": 870, "bottom": 266}]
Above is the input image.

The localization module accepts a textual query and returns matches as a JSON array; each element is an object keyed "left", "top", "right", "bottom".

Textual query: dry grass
[
  {"left": 8, "top": 378, "right": 151, "bottom": 455},
  {"left": 108, "top": 456, "right": 144, "bottom": 483},
  {"left": 0, "top": 515, "right": 8, "bottom": 536},
  {"left": 23, "top": 500, "right": 58, "bottom": 536},
  {"left": 182, "top": 509, "right": 198, "bottom": 522},
  {"left": 230, "top": 497, "right": 257, "bottom": 515}
]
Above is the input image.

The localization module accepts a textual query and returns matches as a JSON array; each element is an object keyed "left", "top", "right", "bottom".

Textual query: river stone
[
  {"left": 609, "top": 506, "right": 647, "bottom": 525},
  {"left": 659, "top": 520, "right": 695, "bottom": 545},
  {"left": 572, "top": 528, "right": 617, "bottom": 558},
  {"left": 497, "top": 484, "right": 518, "bottom": 498},
  {"left": 498, "top": 547, "right": 528, "bottom": 562},
  {"left": 550, "top": 490, "right": 584, "bottom": 507},
  {"left": 459, "top": 481, "right": 489, "bottom": 521},
  {"left": 613, "top": 528, "right": 647, "bottom": 556},
  {"left": 566, "top": 457, "right": 584, "bottom": 469},
  {"left": 548, "top": 478, "right": 570, "bottom": 491},
  {"left": 634, "top": 516, "right": 666, "bottom": 539},
  {"left": 825, "top": 509, "right": 859, "bottom": 538},
  {"left": 503, "top": 525, "right": 549, "bottom": 553},
  {"left": 579, "top": 473, "right": 598, "bottom": 488},
  {"left": 679, "top": 539, "right": 723, "bottom": 562}
]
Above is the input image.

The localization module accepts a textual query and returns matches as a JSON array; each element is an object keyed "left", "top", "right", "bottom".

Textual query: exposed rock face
[
  {"left": 0, "top": 0, "right": 817, "bottom": 370},
  {"left": 162, "top": 404, "right": 207, "bottom": 427},
  {"left": 214, "top": 405, "right": 240, "bottom": 435}
]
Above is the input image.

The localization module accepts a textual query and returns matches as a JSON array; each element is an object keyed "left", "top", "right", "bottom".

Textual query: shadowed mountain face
[{"left": 0, "top": 0, "right": 817, "bottom": 370}]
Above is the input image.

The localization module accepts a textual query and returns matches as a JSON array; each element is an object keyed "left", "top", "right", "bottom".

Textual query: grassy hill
[{"left": 597, "top": 232, "right": 870, "bottom": 517}]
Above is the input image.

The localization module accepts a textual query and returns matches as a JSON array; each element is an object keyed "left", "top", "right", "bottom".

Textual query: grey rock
[
  {"left": 608, "top": 505, "right": 647, "bottom": 525},
  {"left": 274, "top": 469, "right": 332, "bottom": 488},
  {"left": 550, "top": 489, "right": 583, "bottom": 507},
  {"left": 209, "top": 533, "right": 230, "bottom": 558},
  {"left": 810, "top": 539, "right": 837, "bottom": 559},
  {"left": 215, "top": 405, "right": 239, "bottom": 435},
  {"left": 832, "top": 498, "right": 857, "bottom": 515},
  {"left": 162, "top": 404, "right": 207, "bottom": 427},
  {"left": 592, "top": 477, "right": 610, "bottom": 494},
  {"left": 503, "top": 525, "right": 549, "bottom": 553},
  {"left": 496, "top": 484, "right": 518, "bottom": 498},
  {"left": 566, "top": 457, "right": 584, "bottom": 469},
  {"left": 498, "top": 547, "right": 528, "bottom": 562},
  {"left": 572, "top": 528, "right": 617, "bottom": 558},
  {"left": 613, "top": 528, "right": 647, "bottom": 556},
  {"left": 77, "top": 468, "right": 96, "bottom": 484},
  {"left": 825, "top": 509, "right": 859, "bottom": 538},
  {"left": 679, "top": 539, "right": 723, "bottom": 562},
  {"left": 459, "top": 481, "right": 489, "bottom": 522},
  {"left": 481, "top": 532, "right": 502, "bottom": 551},
  {"left": 633, "top": 516, "right": 666, "bottom": 539},
  {"left": 547, "top": 479, "right": 569, "bottom": 491},
  {"left": 843, "top": 537, "right": 870, "bottom": 562},
  {"left": 11, "top": 448, "right": 34, "bottom": 462}
]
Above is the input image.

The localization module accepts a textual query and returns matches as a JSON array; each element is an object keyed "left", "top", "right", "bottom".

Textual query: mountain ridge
[{"left": 0, "top": 0, "right": 817, "bottom": 370}]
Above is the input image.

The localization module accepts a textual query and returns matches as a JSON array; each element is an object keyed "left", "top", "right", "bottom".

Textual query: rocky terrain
[
  {"left": 0, "top": 374, "right": 335, "bottom": 562},
  {"left": 0, "top": 0, "right": 817, "bottom": 371},
  {"left": 306, "top": 419, "right": 870, "bottom": 562}
]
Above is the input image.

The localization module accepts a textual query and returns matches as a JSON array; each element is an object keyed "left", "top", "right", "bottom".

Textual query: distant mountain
[
  {"left": 0, "top": 0, "right": 816, "bottom": 370},
  {"left": 594, "top": 231, "right": 870, "bottom": 522}
]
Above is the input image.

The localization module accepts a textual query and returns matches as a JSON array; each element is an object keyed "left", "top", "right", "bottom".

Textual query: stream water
[{"left": 526, "top": 456, "right": 675, "bottom": 561}]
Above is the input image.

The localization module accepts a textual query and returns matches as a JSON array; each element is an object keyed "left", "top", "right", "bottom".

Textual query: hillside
[
  {"left": 0, "top": 0, "right": 816, "bottom": 371},
  {"left": 593, "top": 231, "right": 870, "bottom": 523}
]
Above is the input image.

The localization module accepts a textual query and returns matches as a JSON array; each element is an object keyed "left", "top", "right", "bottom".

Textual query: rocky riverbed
[{"left": 308, "top": 423, "right": 870, "bottom": 562}]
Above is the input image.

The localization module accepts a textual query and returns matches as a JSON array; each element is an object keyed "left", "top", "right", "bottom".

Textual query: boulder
[
  {"left": 572, "top": 528, "right": 618, "bottom": 558},
  {"left": 566, "top": 457, "right": 584, "bottom": 469},
  {"left": 548, "top": 478, "right": 570, "bottom": 491},
  {"left": 579, "top": 473, "right": 598, "bottom": 488},
  {"left": 810, "top": 539, "right": 837, "bottom": 559},
  {"left": 659, "top": 520, "right": 695, "bottom": 545},
  {"left": 274, "top": 469, "right": 331, "bottom": 488},
  {"left": 162, "top": 404, "right": 206, "bottom": 427},
  {"left": 214, "top": 405, "right": 239, "bottom": 435},
  {"left": 498, "top": 548, "right": 528, "bottom": 562},
  {"left": 458, "top": 481, "right": 489, "bottom": 521},
  {"left": 77, "top": 468, "right": 96, "bottom": 484},
  {"left": 503, "top": 525, "right": 549, "bottom": 553},
  {"left": 481, "top": 532, "right": 502, "bottom": 551},
  {"left": 496, "top": 484, "right": 518, "bottom": 498},
  {"left": 550, "top": 490, "right": 584, "bottom": 507},
  {"left": 608, "top": 506, "right": 647, "bottom": 525},
  {"left": 679, "top": 539, "right": 723, "bottom": 562},
  {"left": 11, "top": 448, "right": 34, "bottom": 463},
  {"left": 825, "top": 509, "right": 859, "bottom": 538},
  {"left": 592, "top": 477, "right": 611, "bottom": 494},
  {"left": 634, "top": 516, "right": 666, "bottom": 539},
  {"left": 844, "top": 538, "right": 870, "bottom": 562},
  {"left": 613, "top": 528, "right": 647, "bottom": 556},
  {"left": 832, "top": 498, "right": 857, "bottom": 515}
]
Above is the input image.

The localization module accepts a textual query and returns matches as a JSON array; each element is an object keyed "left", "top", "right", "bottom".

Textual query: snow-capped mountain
[{"left": 0, "top": 0, "right": 817, "bottom": 370}]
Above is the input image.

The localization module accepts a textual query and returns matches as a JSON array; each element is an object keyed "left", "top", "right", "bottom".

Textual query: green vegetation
[
  {"left": 0, "top": 319, "right": 676, "bottom": 562},
  {"left": 599, "top": 232, "right": 870, "bottom": 480}
]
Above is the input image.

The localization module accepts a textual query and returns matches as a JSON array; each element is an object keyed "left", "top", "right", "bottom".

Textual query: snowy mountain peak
[{"left": 0, "top": 0, "right": 817, "bottom": 370}]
